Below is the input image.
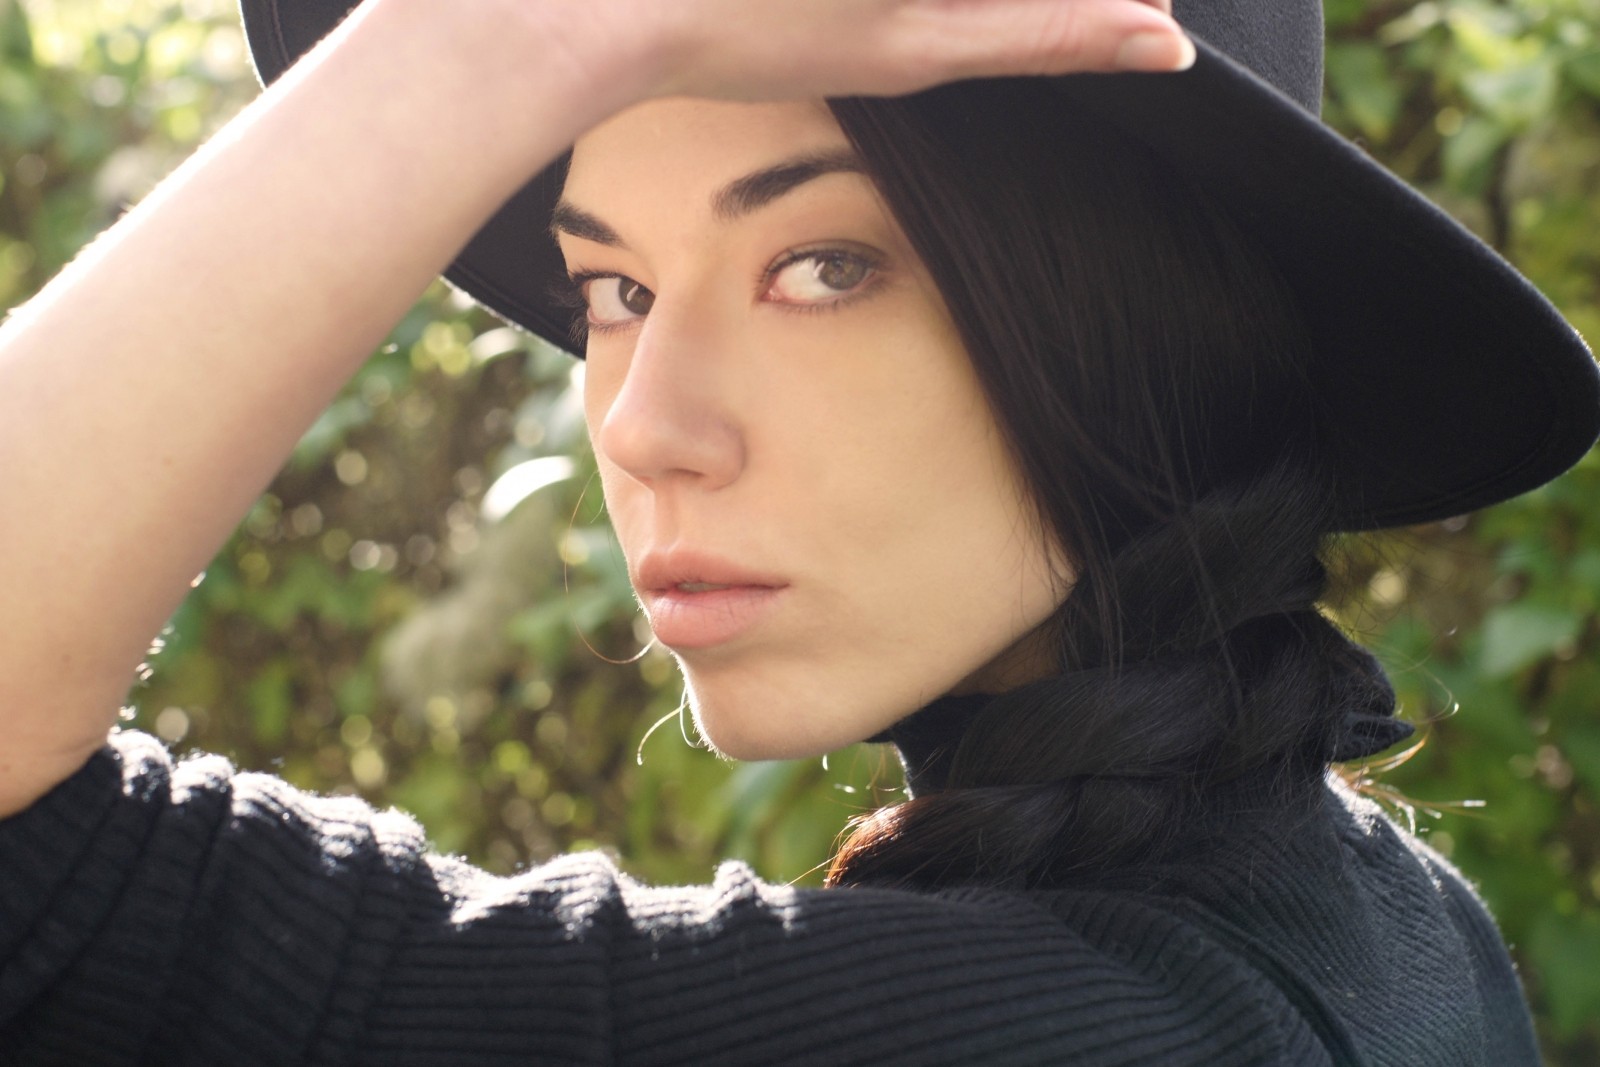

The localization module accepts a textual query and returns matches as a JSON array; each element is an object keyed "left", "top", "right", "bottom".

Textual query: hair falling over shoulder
[{"left": 824, "top": 84, "right": 1398, "bottom": 891}]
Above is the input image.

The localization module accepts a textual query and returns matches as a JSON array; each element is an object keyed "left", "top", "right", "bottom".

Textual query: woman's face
[{"left": 558, "top": 99, "right": 1068, "bottom": 759}]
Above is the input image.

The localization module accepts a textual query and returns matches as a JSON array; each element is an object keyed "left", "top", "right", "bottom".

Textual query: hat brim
[{"left": 241, "top": 1, "right": 1599, "bottom": 532}]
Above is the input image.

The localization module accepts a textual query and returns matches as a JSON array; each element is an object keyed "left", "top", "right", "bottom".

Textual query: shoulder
[
  {"left": 1144, "top": 775, "right": 1540, "bottom": 1067},
  {"left": 1323, "top": 777, "right": 1541, "bottom": 1055},
  {"left": 1321, "top": 773, "right": 1499, "bottom": 919}
]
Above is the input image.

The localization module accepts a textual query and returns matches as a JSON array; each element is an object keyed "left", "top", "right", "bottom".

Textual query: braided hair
[{"left": 824, "top": 83, "right": 1401, "bottom": 891}]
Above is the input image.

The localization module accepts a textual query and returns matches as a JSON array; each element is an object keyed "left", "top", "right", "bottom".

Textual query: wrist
[{"left": 390, "top": 0, "right": 666, "bottom": 127}]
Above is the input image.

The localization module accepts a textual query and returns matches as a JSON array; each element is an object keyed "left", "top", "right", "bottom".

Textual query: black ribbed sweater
[{"left": 0, "top": 730, "right": 1539, "bottom": 1065}]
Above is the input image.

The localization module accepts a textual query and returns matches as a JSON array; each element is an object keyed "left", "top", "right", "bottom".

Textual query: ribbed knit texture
[{"left": 0, "top": 731, "right": 1539, "bottom": 1066}]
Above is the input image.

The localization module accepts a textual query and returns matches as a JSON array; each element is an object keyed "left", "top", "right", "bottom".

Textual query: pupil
[
  {"left": 621, "top": 281, "right": 654, "bottom": 315},
  {"left": 817, "top": 256, "right": 865, "bottom": 290}
]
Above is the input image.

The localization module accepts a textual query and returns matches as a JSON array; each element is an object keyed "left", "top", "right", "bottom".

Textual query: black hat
[{"left": 240, "top": 0, "right": 1599, "bottom": 531}]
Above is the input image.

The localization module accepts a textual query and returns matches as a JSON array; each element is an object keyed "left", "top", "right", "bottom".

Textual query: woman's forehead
[{"left": 565, "top": 99, "right": 851, "bottom": 198}]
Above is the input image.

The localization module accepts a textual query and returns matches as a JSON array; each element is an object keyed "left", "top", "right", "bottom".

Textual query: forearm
[{"left": 0, "top": 0, "right": 639, "bottom": 814}]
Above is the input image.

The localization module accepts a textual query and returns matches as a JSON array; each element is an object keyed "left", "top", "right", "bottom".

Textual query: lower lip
[{"left": 644, "top": 585, "right": 786, "bottom": 649}]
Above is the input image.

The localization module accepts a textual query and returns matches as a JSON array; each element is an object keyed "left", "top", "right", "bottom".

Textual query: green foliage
[
  {"left": 3, "top": 1, "right": 1598, "bottom": 1061},
  {"left": 1321, "top": 5, "right": 1600, "bottom": 1059}
]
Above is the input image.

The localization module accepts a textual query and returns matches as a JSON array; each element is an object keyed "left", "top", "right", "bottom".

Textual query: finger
[
  {"left": 1011, "top": 0, "right": 1192, "bottom": 73},
  {"left": 898, "top": 0, "right": 1194, "bottom": 80}
]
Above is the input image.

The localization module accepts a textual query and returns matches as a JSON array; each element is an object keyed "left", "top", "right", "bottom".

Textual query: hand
[{"left": 551, "top": 0, "right": 1192, "bottom": 106}]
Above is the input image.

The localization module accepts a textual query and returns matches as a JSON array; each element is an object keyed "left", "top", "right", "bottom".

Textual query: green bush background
[{"left": 3, "top": 0, "right": 1597, "bottom": 1059}]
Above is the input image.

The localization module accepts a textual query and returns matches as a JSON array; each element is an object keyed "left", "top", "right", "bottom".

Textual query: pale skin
[{"left": 0, "top": 0, "right": 1191, "bottom": 817}]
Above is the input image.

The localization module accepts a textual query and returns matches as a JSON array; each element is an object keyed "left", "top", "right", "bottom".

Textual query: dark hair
[{"left": 823, "top": 82, "right": 1396, "bottom": 890}]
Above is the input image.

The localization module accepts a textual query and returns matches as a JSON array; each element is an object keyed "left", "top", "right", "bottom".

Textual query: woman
[{"left": 0, "top": 0, "right": 1593, "bottom": 1063}]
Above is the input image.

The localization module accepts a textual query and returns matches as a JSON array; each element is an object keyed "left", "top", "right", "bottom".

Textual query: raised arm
[{"left": 0, "top": 0, "right": 1190, "bottom": 816}]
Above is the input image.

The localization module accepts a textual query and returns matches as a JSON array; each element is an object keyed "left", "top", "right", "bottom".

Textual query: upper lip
[{"left": 635, "top": 550, "right": 788, "bottom": 594}]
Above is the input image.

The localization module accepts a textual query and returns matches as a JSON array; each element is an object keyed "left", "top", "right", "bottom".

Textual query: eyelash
[{"left": 550, "top": 246, "right": 887, "bottom": 344}]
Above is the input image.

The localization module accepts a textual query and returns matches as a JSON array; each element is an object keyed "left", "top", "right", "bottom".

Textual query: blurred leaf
[
  {"left": 1478, "top": 602, "right": 1583, "bottom": 677},
  {"left": 1323, "top": 0, "right": 1369, "bottom": 31},
  {"left": 1442, "top": 113, "right": 1511, "bottom": 193},
  {"left": 292, "top": 395, "right": 371, "bottom": 468},
  {"left": 712, "top": 760, "right": 815, "bottom": 864},
  {"left": 1569, "top": 50, "right": 1600, "bottom": 99},
  {"left": 390, "top": 754, "right": 474, "bottom": 855},
  {"left": 1561, "top": 725, "right": 1600, "bottom": 796},
  {"left": 1328, "top": 42, "right": 1403, "bottom": 141},
  {"left": 1462, "top": 58, "right": 1559, "bottom": 129},
  {"left": 0, "top": 66, "right": 52, "bottom": 147},
  {"left": 1529, "top": 910, "right": 1600, "bottom": 1036},
  {"left": 1447, "top": 6, "right": 1536, "bottom": 70},
  {"left": 0, "top": 0, "right": 32, "bottom": 66},
  {"left": 335, "top": 661, "right": 378, "bottom": 719},
  {"left": 247, "top": 659, "right": 294, "bottom": 747}
]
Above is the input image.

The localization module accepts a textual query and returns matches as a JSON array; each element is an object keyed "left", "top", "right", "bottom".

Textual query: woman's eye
[
  {"left": 766, "top": 252, "right": 876, "bottom": 305},
  {"left": 583, "top": 276, "right": 654, "bottom": 327}
]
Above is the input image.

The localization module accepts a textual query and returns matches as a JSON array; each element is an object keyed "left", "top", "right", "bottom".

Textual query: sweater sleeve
[
  {"left": 0, "top": 731, "right": 1327, "bottom": 1067},
  {"left": 0, "top": 730, "right": 454, "bottom": 1065}
]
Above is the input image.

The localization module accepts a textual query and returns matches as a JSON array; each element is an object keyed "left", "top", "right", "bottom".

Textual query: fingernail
[{"left": 1116, "top": 31, "right": 1196, "bottom": 72}]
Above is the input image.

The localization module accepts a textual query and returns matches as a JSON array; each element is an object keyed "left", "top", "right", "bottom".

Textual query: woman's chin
[
  {"left": 689, "top": 700, "right": 858, "bottom": 762},
  {"left": 682, "top": 671, "right": 911, "bottom": 762}
]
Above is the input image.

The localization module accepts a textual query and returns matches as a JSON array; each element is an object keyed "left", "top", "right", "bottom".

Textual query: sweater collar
[
  {"left": 876, "top": 675, "right": 1414, "bottom": 799},
  {"left": 879, "top": 692, "right": 990, "bottom": 799}
]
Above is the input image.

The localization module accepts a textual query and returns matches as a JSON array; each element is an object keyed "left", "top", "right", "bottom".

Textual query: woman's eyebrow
[
  {"left": 549, "top": 202, "right": 623, "bottom": 247},
  {"left": 549, "top": 148, "right": 865, "bottom": 247},
  {"left": 711, "top": 148, "right": 865, "bottom": 221}
]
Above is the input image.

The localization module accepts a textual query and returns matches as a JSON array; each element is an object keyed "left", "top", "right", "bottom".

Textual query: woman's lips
[
  {"left": 635, "top": 553, "right": 788, "bottom": 649},
  {"left": 640, "top": 584, "right": 787, "bottom": 649}
]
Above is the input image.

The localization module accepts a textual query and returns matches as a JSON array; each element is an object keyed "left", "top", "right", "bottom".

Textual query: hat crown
[{"left": 1174, "top": 0, "right": 1324, "bottom": 114}]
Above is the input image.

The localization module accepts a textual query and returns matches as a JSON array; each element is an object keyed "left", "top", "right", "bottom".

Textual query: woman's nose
[{"left": 591, "top": 304, "right": 745, "bottom": 491}]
